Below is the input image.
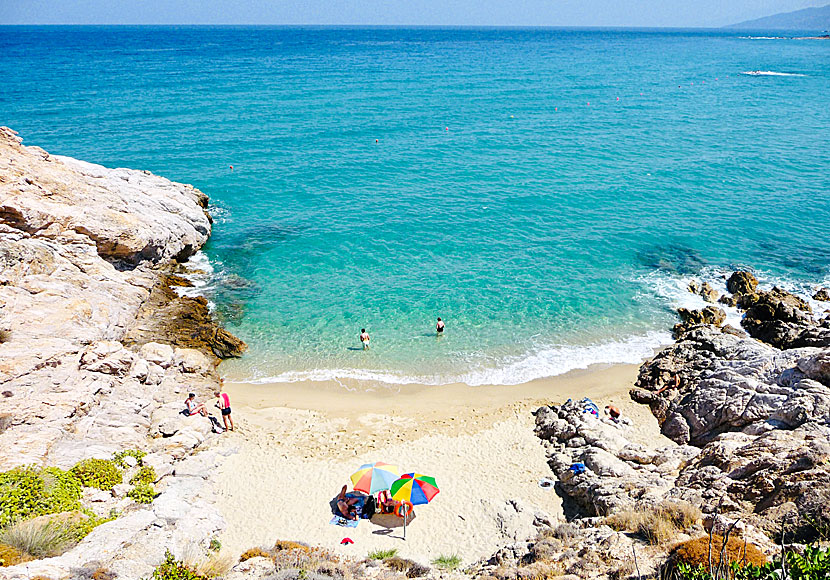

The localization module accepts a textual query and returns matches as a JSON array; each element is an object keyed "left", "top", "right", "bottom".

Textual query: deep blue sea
[{"left": 1, "top": 26, "right": 829, "bottom": 385}]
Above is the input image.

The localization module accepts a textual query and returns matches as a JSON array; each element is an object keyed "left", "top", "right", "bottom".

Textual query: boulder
[
  {"left": 140, "top": 342, "right": 175, "bottom": 368},
  {"left": 798, "top": 350, "right": 830, "bottom": 385},
  {"left": 677, "top": 306, "right": 726, "bottom": 326},
  {"left": 741, "top": 287, "right": 830, "bottom": 349},
  {"left": 726, "top": 271, "right": 758, "bottom": 296},
  {"left": 700, "top": 282, "right": 719, "bottom": 303},
  {"left": 174, "top": 347, "right": 213, "bottom": 374},
  {"left": 814, "top": 287, "right": 830, "bottom": 302}
]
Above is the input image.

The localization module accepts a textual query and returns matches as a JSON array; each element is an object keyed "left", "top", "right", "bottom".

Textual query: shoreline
[{"left": 213, "top": 362, "right": 671, "bottom": 563}]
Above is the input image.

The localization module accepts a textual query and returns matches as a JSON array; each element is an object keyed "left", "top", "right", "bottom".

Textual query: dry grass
[
  {"left": 240, "top": 547, "right": 273, "bottom": 562},
  {"left": 668, "top": 534, "right": 768, "bottom": 571},
  {"left": 515, "top": 561, "right": 565, "bottom": 580},
  {"left": 273, "top": 540, "right": 312, "bottom": 553},
  {"left": 0, "top": 542, "right": 31, "bottom": 567},
  {"left": 0, "top": 518, "right": 75, "bottom": 558},
  {"left": 181, "top": 544, "right": 234, "bottom": 578},
  {"left": 605, "top": 500, "right": 702, "bottom": 545}
]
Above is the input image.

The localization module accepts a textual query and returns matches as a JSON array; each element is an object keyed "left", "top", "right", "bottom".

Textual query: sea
[{"left": 1, "top": 26, "right": 828, "bottom": 387}]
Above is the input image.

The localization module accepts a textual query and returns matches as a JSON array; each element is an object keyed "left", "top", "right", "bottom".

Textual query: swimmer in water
[
  {"left": 360, "top": 328, "right": 370, "bottom": 350},
  {"left": 436, "top": 317, "right": 445, "bottom": 334}
]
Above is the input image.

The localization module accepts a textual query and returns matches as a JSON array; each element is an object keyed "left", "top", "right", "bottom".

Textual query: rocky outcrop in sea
[{"left": 0, "top": 127, "right": 246, "bottom": 578}]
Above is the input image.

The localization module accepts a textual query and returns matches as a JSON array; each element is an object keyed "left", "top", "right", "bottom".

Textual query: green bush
[
  {"left": 148, "top": 550, "right": 207, "bottom": 580},
  {"left": 432, "top": 554, "right": 462, "bottom": 571},
  {"left": 112, "top": 449, "right": 146, "bottom": 469},
  {"left": 368, "top": 548, "right": 398, "bottom": 560},
  {"left": 0, "top": 466, "right": 82, "bottom": 527},
  {"left": 71, "top": 459, "right": 122, "bottom": 491},
  {"left": 130, "top": 466, "right": 157, "bottom": 486},
  {"left": 128, "top": 483, "right": 156, "bottom": 504}
]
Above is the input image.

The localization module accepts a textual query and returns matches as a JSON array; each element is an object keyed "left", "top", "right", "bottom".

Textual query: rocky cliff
[{"left": 0, "top": 127, "right": 245, "bottom": 578}]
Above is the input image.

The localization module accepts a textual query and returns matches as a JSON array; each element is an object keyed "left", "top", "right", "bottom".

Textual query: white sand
[{"left": 211, "top": 363, "right": 668, "bottom": 565}]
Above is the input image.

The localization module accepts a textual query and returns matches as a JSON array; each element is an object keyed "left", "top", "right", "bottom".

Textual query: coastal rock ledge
[{"left": 0, "top": 127, "right": 244, "bottom": 578}]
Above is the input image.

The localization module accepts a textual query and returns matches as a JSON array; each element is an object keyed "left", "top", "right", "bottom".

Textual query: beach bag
[{"left": 361, "top": 496, "right": 376, "bottom": 519}]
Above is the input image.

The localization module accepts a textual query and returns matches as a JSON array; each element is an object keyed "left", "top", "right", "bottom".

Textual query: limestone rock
[
  {"left": 140, "top": 342, "right": 175, "bottom": 368},
  {"left": 174, "top": 347, "right": 213, "bottom": 375},
  {"left": 798, "top": 350, "right": 830, "bottom": 385},
  {"left": 815, "top": 287, "right": 830, "bottom": 302}
]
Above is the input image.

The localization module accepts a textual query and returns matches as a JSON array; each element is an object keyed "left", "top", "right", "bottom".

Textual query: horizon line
[{"left": 0, "top": 23, "right": 775, "bottom": 30}]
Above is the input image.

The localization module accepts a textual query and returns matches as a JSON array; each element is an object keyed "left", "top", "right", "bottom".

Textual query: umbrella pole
[{"left": 403, "top": 505, "right": 407, "bottom": 540}]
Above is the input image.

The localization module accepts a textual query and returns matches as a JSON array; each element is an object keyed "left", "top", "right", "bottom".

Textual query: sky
[{"left": 0, "top": 0, "right": 827, "bottom": 27}]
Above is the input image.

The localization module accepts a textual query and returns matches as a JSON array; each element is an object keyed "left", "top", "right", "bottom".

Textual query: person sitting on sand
[
  {"left": 377, "top": 490, "right": 400, "bottom": 514},
  {"left": 185, "top": 393, "right": 208, "bottom": 417},
  {"left": 436, "top": 317, "right": 445, "bottom": 334},
  {"left": 359, "top": 328, "right": 370, "bottom": 350},
  {"left": 214, "top": 383, "right": 234, "bottom": 432},
  {"left": 336, "top": 485, "right": 366, "bottom": 520},
  {"left": 604, "top": 405, "right": 631, "bottom": 426}
]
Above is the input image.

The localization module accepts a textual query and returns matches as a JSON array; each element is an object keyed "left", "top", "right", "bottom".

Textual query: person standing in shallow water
[
  {"left": 436, "top": 317, "right": 445, "bottom": 335},
  {"left": 360, "top": 328, "right": 370, "bottom": 350}
]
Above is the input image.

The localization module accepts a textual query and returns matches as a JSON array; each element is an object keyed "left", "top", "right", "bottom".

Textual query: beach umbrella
[
  {"left": 350, "top": 462, "right": 400, "bottom": 494},
  {"left": 389, "top": 473, "right": 440, "bottom": 539}
]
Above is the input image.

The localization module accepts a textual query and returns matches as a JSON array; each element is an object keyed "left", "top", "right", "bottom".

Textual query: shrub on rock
[
  {"left": 127, "top": 483, "right": 156, "bottom": 504},
  {"left": 150, "top": 549, "right": 207, "bottom": 580},
  {"left": 112, "top": 449, "right": 146, "bottom": 469},
  {"left": 0, "top": 466, "right": 82, "bottom": 527},
  {"left": 667, "top": 534, "right": 767, "bottom": 574},
  {"left": 129, "top": 466, "right": 157, "bottom": 486},
  {"left": 71, "top": 459, "right": 122, "bottom": 491}
]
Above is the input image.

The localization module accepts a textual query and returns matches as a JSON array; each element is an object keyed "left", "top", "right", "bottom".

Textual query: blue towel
[
  {"left": 330, "top": 515, "right": 359, "bottom": 527},
  {"left": 569, "top": 462, "right": 587, "bottom": 475}
]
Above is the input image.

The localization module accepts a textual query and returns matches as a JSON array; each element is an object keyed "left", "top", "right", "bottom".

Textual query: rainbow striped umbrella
[
  {"left": 350, "top": 462, "right": 400, "bottom": 494},
  {"left": 390, "top": 473, "right": 440, "bottom": 505}
]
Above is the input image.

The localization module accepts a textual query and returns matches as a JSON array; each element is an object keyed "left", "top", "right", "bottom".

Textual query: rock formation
[
  {"left": 522, "top": 270, "right": 830, "bottom": 577},
  {"left": 0, "top": 127, "right": 246, "bottom": 578}
]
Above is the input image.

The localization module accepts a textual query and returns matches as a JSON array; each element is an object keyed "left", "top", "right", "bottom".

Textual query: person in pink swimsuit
[{"left": 214, "top": 383, "right": 234, "bottom": 432}]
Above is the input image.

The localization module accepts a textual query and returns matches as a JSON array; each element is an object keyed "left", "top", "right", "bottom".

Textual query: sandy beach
[{"left": 212, "top": 363, "right": 671, "bottom": 566}]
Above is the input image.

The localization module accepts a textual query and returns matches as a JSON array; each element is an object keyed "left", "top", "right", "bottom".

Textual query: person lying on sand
[
  {"left": 185, "top": 393, "right": 209, "bottom": 417},
  {"left": 336, "top": 485, "right": 366, "bottom": 520}
]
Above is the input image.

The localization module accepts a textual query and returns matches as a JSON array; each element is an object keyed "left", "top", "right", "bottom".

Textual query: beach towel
[
  {"left": 330, "top": 516, "right": 359, "bottom": 528},
  {"left": 581, "top": 398, "right": 599, "bottom": 417}
]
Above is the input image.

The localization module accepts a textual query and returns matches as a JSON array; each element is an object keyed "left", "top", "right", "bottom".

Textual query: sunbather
[
  {"left": 185, "top": 393, "right": 209, "bottom": 417},
  {"left": 336, "top": 485, "right": 365, "bottom": 520}
]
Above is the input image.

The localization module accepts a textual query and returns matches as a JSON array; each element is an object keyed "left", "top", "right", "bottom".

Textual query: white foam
[
  {"left": 239, "top": 331, "right": 668, "bottom": 387},
  {"left": 175, "top": 251, "right": 219, "bottom": 311},
  {"left": 741, "top": 70, "right": 805, "bottom": 77},
  {"left": 640, "top": 268, "right": 744, "bottom": 329}
]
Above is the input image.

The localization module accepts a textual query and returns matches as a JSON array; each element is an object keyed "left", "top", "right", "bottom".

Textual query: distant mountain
[{"left": 727, "top": 3, "right": 830, "bottom": 30}]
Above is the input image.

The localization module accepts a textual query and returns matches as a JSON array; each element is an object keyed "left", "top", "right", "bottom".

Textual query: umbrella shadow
[{"left": 369, "top": 512, "right": 417, "bottom": 540}]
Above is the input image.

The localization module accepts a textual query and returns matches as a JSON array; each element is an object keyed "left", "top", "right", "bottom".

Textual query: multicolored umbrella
[
  {"left": 390, "top": 473, "right": 440, "bottom": 505},
  {"left": 350, "top": 462, "right": 400, "bottom": 494},
  {"left": 390, "top": 473, "right": 439, "bottom": 539}
]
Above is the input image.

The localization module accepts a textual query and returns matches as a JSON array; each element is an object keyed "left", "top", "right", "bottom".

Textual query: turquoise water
[{"left": 2, "top": 27, "right": 829, "bottom": 385}]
